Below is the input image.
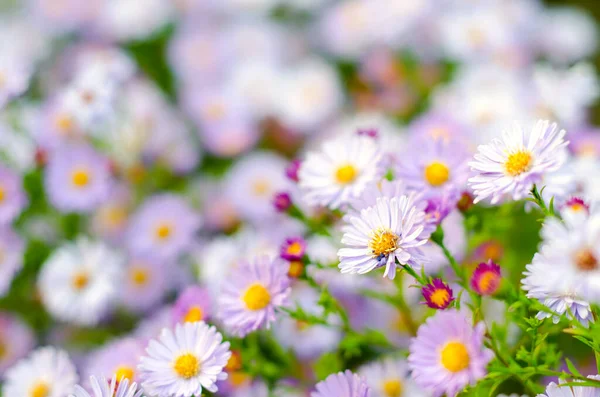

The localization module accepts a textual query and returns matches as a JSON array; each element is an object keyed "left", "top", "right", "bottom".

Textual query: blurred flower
[
  {"left": 299, "top": 134, "right": 384, "bottom": 209},
  {"left": 3, "top": 347, "right": 78, "bottom": 397},
  {"left": 219, "top": 256, "right": 291, "bottom": 337},
  {"left": 469, "top": 120, "right": 568, "bottom": 204},
  {"left": 126, "top": 194, "right": 201, "bottom": 261},
  {"left": 0, "top": 227, "right": 25, "bottom": 298},
  {"left": 0, "top": 55, "right": 33, "bottom": 109},
  {"left": 0, "top": 165, "right": 27, "bottom": 224},
  {"left": 471, "top": 260, "right": 502, "bottom": 296},
  {"left": 172, "top": 286, "right": 212, "bottom": 325},
  {"left": 139, "top": 322, "right": 231, "bottom": 397},
  {"left": 72, "top": 376, "right": 143, "bottom": 397},
  {"left": 120, "top": 256, "right": 170, "bottom": 314},
  {"left": 285, "top": 159, "right": 302, "bottom": 183},
  {"left": 338, "top": 196, "right": 429, "bottom": 280},
  {"left": 311, "top": 370, "right": 370, "bottom": 397},
  {"left": 273, "top": 192, "right": 293, "bottom": 213},
  {"left": 538, "top": 376, "right": 600, "bottom": 397},
  {"left": 45, "top": 144, "right": 112, "bottom": 213},
  {"left": 84, "top": 338, "right": 144, "bottom": 385},
  {"left": 0, "top": 312, "right": 35, "bottom": 373},
  {"left": 280, "top": 237, "right": 306, "bottom": 261},
  {"left": 359, "top": 357, "right": 428, "bottom": 397},
  {"left": 38, "top": 238, "right": 123, "bottom": 326},
  {"left": 408, "top": 310, "right": 493, "bottom": 397},
  {"left": 422, "top": 278, "right": 454, "bottom": 310}
]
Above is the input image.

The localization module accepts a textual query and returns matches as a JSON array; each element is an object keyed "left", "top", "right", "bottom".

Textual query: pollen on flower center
[
  {"left": 478, "top": 271, "right": 497, "bottom": 292},
  {"left": 72, "top": 271, "right": 89, "bottom": 290},
  {"left": 71, "top": 168, "right": 91, "bottom": 188},
  {"left": 55, "top": 114, "right": 74, "bottom": 133},
  {"left": 335, "top": 164, "right": 358, "bottom": 185},
  {"left": 155, "top": 223, "right": 172, "bottom": 240},
  {"left": 0, "top": 339, "right": 6, "bottom": 359},
  {"left": 242, "top": 283, "right": 271, "bottom": 311},
  {"left": 440, "top": 341, "right": 470, "bottom": 373},
  {"left": 183, "top": 306, "right": 204, "bottom": 323},
  {"left": 382, "top": 379, "right": 403, "bottom": 397},
  {"left": 286, "top": 242, "right": 303, "bottom": 256},
  {"left": 252, "top": 180, "right": 270, "bottom": 196},
  {"left": 130, "top": 267, "right": 149, "bottom": 286},
  {"left": 29, "top": 381, "right": 50, "bottom": 397},
  {"left": 575, "top": 248, "right": 598, "bottom": 271},
  {"left": 173, "top": 353, "right": 200, "bottom": 379},
  {"left": 368, "top": 228, "right": 398, "bottom": 257},
  {"left": 0, "top": 186, "right": 5, "bottom": 203},
  {"left": 505, "top": 150, "right": 532, "bottom": 176},
  {"left": 114, "top": 365, "right": 135, "bottom": 382},
  {"left": 424, "top": 162, "right": 450, "bottom": 187},
  {"left": 430, "top": 289, "right": 450, "bottom": 307}
]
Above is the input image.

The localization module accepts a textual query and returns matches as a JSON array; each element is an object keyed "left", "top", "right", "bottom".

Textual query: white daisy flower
[
  {"left": 469, "top": 120, "right": 569, "bottom": 204},
  {"left": 138, "top": 322, "right": 231, "bottom": 397},
  {"left": 539, "top": 376, "right": 600, "bottom": 397},
  {"left": 298, "top": 134, "right": 385, "bottom": 209},
  {"left": 359, "top": 357, "right": 428, "bottom": 397},
  {"left": 71, "top": 376, "right": 143, "bottom": 397},
  {"left": 3, "top": 346, "right": 78, "bottom": 397},
  {"left": 338, "top": 195, "right": 429, "bottom": 280},
  {"left": 38, "top": 238, "right": 123, "bottom": 326},
  {"left": 522, "top": 212, "right": 600, "bottom": 326}
]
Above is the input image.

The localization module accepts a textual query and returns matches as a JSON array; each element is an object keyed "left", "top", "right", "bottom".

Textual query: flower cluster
[{"left": 1, "top": 1, "right": 600, "bottom": 397}]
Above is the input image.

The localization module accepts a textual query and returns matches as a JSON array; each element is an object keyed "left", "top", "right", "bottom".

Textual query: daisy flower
[
  {"left": 408, "top": 310, "right": 493, "bottom": 397},
  {"left": 338, "top": 195, "right": 429, "bottom": 280},
  {"left": 538, "top": 377, "right": 600, "bottom": 397},
  {"left": 218, "top": 256, "right": 291, "bottom": 337},
  {"left": 84, "top": 338, "right": 144, "bottom": 385},
  {"left": 422, "top": 278, "right": 454, "bottom": 310},
  {"left": 172, "top": 286, "right": 212, "bottom": 325},
  {"left": 298, "top": 134, "right": 385, "bottom": 209},
  {"left": 38, "top": 238, "right": 123, "bottom": 326},
  {"left": 471, "top": 260, "right": 502, "bottom": 296},
  {"left": 126, "top": 194, "right": 201, "bottom": 261},
  {"left": 138, "top": 321, "right": 231, "bottom": 397},
  {"left": 120, "top": 256, "right": 170, "bottom": 314},
  {"left": 71, "top": 376, "right": 143, "bottom": 397},
  {"left": 3, "top": 346, "right": 78, "bottom": 397},
  {"left": 469, "top": 120, "right": 569, "bottom": 204},
  {"left": 359, "top": 358, "right": 428, "bottom": 397},
  {"left": 395, "top": 134, "right": 471, "bottom": 200},
  {"left": 0, "top": 227, "right": 25, "bottom": 297},
  {"left": 0, "top": 165, "right": 27, "bottom": 224},
  {"left": 0, "top": 55, "right": 33, "bottom": 109},
  {"left": 45, "top": 144, "right": 112, "bottom": 213},
  {"left": 0, "top": 312, "right": 35, "bottom": 373},
  {"left": 311, "top": 370, "right": 370, "bottom": 397}
]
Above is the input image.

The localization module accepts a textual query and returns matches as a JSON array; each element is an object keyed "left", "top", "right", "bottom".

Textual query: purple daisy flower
[
  {"left": 0, "top": 312, "right": 35, "bottom": 373},
  {"left": 126, "top": 194, "right": 201, "bottom": 261},
  {"left": 84, "top": 337, "right": 144, "bottom": 385},
  {"left": 409, "top": 112, "right": 471, "bottom": 144},
  {"left": 311, "top": 370, "right": 371, "bottom": 397},
  {"left": 468, "top": 120, "right": 568, "bottom": 204},
  {"left": 471, "top": 260, "right": 502, "bottom": 296},
  {"left": 0, "top": 165, "right": 27, "bottom": 224},
  {"left": 45, "top": 144, "right": 112, "bottom": 213},
  {"left": 120, "top": 256, "right": 170, "bottom": 314},
  {"left": 0, "top": 227, "right": 25, "bottom": 298},
  {"left": 218, "top": 256, "right": 291, "bottom": 337},
  {"left": 172, "top": 286, "right": 212, "bottom": 325},
  {"left": 395, "top": 134, "right": 470, "bottom": 200},
  {"left": 422, "top": 278, "right": 454, "bottom": 310},
  {"left": 280, "top": 237, "right": 306, "bottom": 261},
  {"left": 408, "top": 310, "right": 493, "bottom": 397}
]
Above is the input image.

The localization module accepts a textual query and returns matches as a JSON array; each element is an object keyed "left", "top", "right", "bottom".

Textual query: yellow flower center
[
  {"left": 225, "top": 351, "right": 243, "bottom": 372},
  {"left": 430, "top": 288, "right": 450, "bottom": 307},
  {"left": 0, "top": 186, "right": 5, "bottom": 203},
  {"left": 335, "top": 164, "right": 358, "bottom": 185},
  {"left": 229, "top": 371, "right": 250, "bottom": 387},
  {"left": 505, "top": 150, "right": 532, "bottom": 176},
  {"left": 424, "top": 162, "right": 450, "bottom": 187},
  {"left": 286, "top": 242, "right": 303, "bottom": 256},
  {"left": 130, "top": 267, "right": 149, "bottom": 286},
  {"left": 288, "top": 261, "right": 304, "bottom": 278},
  {"left": 30, "top": 382, "right": 50, "bottom": 397},
  {"left": 55, "top": 114, "right": 74, "bottom": 133},
  {"left": 382, "top": 379, "right": 403, "bottom": 397},
  {"left": 478, "top": 271, "right": 497, "bottom": 293},
  {"left": 571, "top": 203, "right": 586, "bottom": 212},
  {"left": 183, "top": 306, "right": 204, "bottom": 323},
  {"left": 0, "top": 339, "right": 6, "bottom": 359},
  {"left": 368, "top": 228, "right": 398, "bottom": 257},
  {"left": 252, "top": 180, "right": 270, "bottom": 196},
  {"left": 575, "top": 248, "right": 598, "bottom": 272},
  {"left": 104, "top": 206, "right": 127, "bottom": 228},
  {"left": 71, "top": 168, "right": 91, "bottom": 188},
  {"left": 114, "top": 366, "right": 135, "bottom": 382},
  {"left": 173, "top": 353, "right": 200, "bottom": 379},
  {"left": 440, "top": 342, "right": 470, "bottom": 373},
  {"left": 205, "top": 103, "right": 226, "bottom": 121},
  {"left": 155, "top": 223, "right": 172, "bottom": 240},
  {"left": 242, "top": 283, "right": 271, "bottom": 311},
  {"left": 72, "top": 271, "right": 89, "bottom": 290}
]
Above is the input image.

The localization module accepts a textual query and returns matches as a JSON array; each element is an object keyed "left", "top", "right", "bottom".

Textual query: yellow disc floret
[
  {"left": 173, "top": 353, "right": 200, "bottom": 379},
  {"left": 369, "top": 228, "right": 398, "bottom": 257},
  {"left": 505, "top": 150, "right": 532, "bottom": 176},
  {"left": 242, "top": 283, "right": 271, "bottom": 311},
  {"left": 440, "top": 341, "right": 470, "bottom": 373},
  {"left": 335, "top": 164, "right": 358, "bottom": 185},
  {"left": 424, "top": 162, "right": 450, "bottom": 187}
]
